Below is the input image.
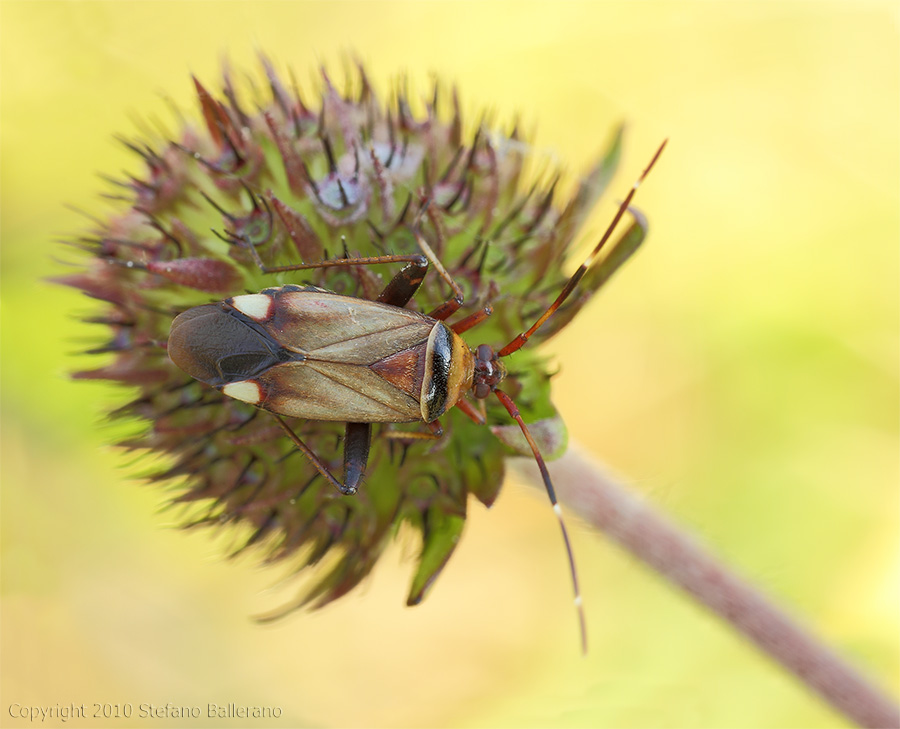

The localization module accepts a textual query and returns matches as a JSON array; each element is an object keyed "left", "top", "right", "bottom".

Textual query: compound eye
[{"left": 476, "top": 343, "right": 494, "bottom": 362}]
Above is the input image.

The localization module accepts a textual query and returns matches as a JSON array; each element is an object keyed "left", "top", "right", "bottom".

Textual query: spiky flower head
[{"left": 57, "top": 58, "right": 646, "bottom": 614}]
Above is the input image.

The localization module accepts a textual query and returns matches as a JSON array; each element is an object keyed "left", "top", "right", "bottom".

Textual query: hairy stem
[{"left": 511, "top": 445, "right": 899, "bottom": 728}]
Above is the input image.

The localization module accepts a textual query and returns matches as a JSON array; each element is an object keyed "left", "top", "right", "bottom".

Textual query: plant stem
[{"left": 511, "top": 445, "right": 899, "bottom": 728}]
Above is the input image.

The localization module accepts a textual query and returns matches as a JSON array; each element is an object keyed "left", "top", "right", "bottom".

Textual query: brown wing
[
  {"left": 254, "top": 360, "right": 422, "bottom": 422},
  {"left": 227, "top": 288, "right": 434, "bottom": 422},
  {"left": 265, "top": 288, "right": 435, "bottom": 364}
]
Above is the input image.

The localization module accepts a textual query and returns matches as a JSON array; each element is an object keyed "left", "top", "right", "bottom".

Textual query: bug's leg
[
  {"left": 363, "top": 226, "right": 473, "bottom": 321},
  {"left": 498, "top": 140, "right": 667, "bottom": 357},
  {"left": 450, "top": 305, "right": 492, "bottom": 334},
  {"left": 494, "top": 387, "right": 588, "bottom": 655},
  {"left": 225, "top": 189, "right": 473, "bottom": 319},
  {"left": 382, "top": 420, "right": 444, "bottom": 442},
  {"left": 248, "top": 249, "right": 431, "bottom": 277},
  {"left": 343, "top": 422, "right": 372, "bottom": 495},
  {"left": 216, "top": 193, "right": 429, "bottom": 276},
  {"left": 211, "top": 187, "right": 436, "bottom": 281},
  {"left": 454, "top": 397, "right": 486, "bottom": 425},
  {"left": 382, "top": 420, "right": 443, "bottom": 468},
  {"left": 272, "top": 414, "right": 357, "bottom": 496}
]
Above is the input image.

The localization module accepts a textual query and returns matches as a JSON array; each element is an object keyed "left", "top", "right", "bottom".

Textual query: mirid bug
[{"left": 168, "top": 140, "right": 666, "bottom": 652}]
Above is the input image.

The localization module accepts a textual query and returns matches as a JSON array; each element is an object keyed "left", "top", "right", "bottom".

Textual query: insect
[{"left": 168, "top": 140, "right": 666, "bottom": 652}]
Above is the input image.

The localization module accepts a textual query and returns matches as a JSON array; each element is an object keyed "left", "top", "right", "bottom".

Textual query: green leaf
[{"left": 406, "top": 505, "right": 466, "bottom": 605}]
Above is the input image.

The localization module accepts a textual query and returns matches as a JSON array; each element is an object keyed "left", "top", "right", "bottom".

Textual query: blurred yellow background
[{"left": 1, "top": 1, "right": 897, "bottom": 727}]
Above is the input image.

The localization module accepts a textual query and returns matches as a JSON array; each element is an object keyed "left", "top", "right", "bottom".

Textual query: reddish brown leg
[
  {"left": 450, "top": 305, "right": 493, "bottom": 333},
  {"left": 454, "top": 397, "right": 486, "bottom": 425},
  {"left": 498, "top": 140, "right": 667, "bottom": 357}
]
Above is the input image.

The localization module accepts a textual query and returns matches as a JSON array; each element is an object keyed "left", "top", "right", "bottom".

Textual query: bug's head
[
  {"left": 472, "top": 343, "right": 507, "bottom": 399},
  {"left": 168, "top": 303, "right": 283, "bottom": 389}
]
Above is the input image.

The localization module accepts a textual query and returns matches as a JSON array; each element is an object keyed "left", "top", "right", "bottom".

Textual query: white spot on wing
[
  {"left": 230, "top": 293, "right": 273, "bottom": 321},
  {"left": 222, "top": 380, "right": 262, "bottom": 405}
]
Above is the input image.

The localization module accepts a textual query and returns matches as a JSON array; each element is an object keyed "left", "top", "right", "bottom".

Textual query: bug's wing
[
  {"left": 254, "top": 360, "right": 422, "bottom": 422},
  {"left": 267, "top": 290, "right": 435, "bottom": 364},
  {"left": 232, "top": 289, "right": 435, "bottom": 422}
]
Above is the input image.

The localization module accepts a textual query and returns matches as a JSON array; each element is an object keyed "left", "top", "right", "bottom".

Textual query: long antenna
[
  {"left": 492, "top": 140, "right": 668, "bottom": 653},
  {"left": 494, "top": 388, "right": 588, "bottom": 655},
  {"left": 499, "top": 139, "right": 667, "bottom": 357}
]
